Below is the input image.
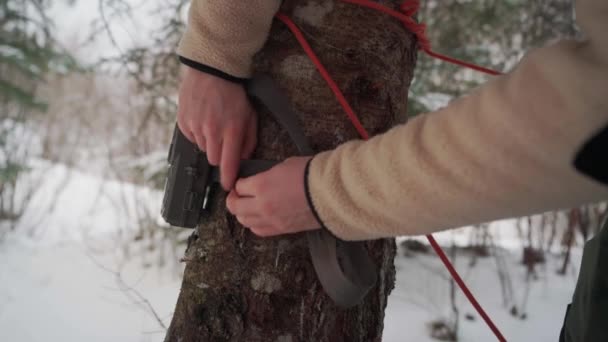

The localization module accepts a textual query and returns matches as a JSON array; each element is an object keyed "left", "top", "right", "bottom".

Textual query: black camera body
[
  {"left": 161, "top": 125, "right": 213, "bottom": 228},
  {"left": 161, "top": 125, "right": 278, "bottom": 228}
]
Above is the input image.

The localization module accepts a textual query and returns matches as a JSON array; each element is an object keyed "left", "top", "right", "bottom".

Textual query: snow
[
  {"left": 14, "top": 159, "right": 167, "bottom": 244},
  {"left": 1, "top": 160, "right": 185, "bottom": 342},
  {"left": 0, "top": 239, "right": 179, "bottom": 342},
  {"left": 0, "top": 45, "right": 25, "bottom": 59},
  {"left": 0, "top": 160, "right": 583, "bottom": 341},
  {"left": 385, "top": 242, "right": 580, "bottom": 341}
]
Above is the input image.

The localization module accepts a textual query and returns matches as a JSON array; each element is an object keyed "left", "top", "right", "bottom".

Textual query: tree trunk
[{"left": 165, "top": 1, "right": 417, "bottom": 341}]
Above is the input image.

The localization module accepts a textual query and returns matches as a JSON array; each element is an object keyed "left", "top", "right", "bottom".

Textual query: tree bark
[{"left": 165, "top": 1, "right": 417, "bottom": 341}]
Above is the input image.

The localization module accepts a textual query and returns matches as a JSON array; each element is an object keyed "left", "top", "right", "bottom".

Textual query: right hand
[{"left": 177, "top": 66, "right": 257, "bottom": 191}]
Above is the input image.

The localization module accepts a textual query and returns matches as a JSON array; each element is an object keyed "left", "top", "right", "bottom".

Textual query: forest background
[{"left": 1, "top": 0, "right": 604, "bottom": 341}]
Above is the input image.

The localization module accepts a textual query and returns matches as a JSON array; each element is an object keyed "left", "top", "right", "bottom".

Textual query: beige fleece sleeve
[
  {"left": 307, "top": 0, "right": 608, "bottom": 241},
  {"left": 178, "top": 0, "right": 281, "bottom": 78}
]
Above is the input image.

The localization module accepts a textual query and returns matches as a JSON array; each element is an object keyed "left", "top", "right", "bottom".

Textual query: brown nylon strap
[{"left": 246, "top": 75, "right": 377, "bottom": 308}]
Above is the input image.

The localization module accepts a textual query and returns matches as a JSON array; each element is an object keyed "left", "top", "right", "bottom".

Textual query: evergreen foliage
[
  {"left": 0, "top": 0, "right": 76, "bottom": 221},
  {"left": 408, "top": 0, "right": 577, "bottom": 115}
]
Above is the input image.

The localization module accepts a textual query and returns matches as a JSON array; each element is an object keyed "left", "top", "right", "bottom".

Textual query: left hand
[{"left": 226, "top": 156, "right": 320, "bottom": 237}]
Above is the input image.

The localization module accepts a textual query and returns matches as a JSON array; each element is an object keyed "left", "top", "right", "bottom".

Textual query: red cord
[
  {"left": 275, "top": 13, "right": 370, "bottom": 140},
  {"left": 427, "top": 235, "right": 506, "bottom": 341},
  {"left": 425, "top": 49, "right": 503, "bottom": 76},
  {"left": 277, "top": 1, "right": 506, "bottom": 340}
]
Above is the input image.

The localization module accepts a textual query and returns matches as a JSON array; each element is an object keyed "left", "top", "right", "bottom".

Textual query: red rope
[
  {"left": 276, "top": 0, "right": 506, "bottom": 340},
  {"left": 427, "top": 235, "right": 506, "bottom": 341},
  {"left": 275, "top": 14, "right": 370, "bottom": 140}
]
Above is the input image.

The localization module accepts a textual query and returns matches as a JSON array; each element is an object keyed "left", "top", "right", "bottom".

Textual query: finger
[
  {"left": 220, "top": 124, "right": 245, "bottom": 190},
  {"left": 194, "top": 132, "right": 206, "bottom": 152},
  {"left": 226, "top": 190, "right": 260, "bottom": 217},
  {"left": 205, "top": 130, "right": 222, "bottom": 166},
  {"left": 241, "top": 114, "right": 258, "bottom": 159},
  {"left": 176, "top": 119, "right": 195, "bottom": 143}
]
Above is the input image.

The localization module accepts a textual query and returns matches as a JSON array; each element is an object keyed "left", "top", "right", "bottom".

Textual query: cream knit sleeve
[
  {"left": 178, "top": 0, "right": 281, "bottom": 78},
  {"left": 306, "top": 0, "right": 608, "bottom": 241}
]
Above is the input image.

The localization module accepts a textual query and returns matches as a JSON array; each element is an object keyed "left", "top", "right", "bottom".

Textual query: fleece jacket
[{"left": 178, "top": 0, "right": 608, "bottom": 241}]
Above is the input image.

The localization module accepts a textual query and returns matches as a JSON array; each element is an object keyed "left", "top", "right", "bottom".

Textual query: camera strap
[{"left": 245, "top": 75, "right": 377, "bottom": 308}]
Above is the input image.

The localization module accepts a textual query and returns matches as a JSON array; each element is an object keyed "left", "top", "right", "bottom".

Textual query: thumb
[{"left": 235, "top": 174, "right": 261, "bottom": 197}]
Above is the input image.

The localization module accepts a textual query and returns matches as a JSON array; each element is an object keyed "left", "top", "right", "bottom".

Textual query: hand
[
  {"left": 177, "top": 66, "right": 257, "bottom": 190},
  {"left": 226, "top": 156, "right": 320, "bottom": 237}
]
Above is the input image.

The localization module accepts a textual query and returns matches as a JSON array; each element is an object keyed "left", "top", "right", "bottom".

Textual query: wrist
[{"left": 178, "top": 56, "right": 248, "bottom": 85}]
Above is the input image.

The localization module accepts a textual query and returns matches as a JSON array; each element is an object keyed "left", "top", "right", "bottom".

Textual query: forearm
[
  {"left": 178, "top": 0, "right": 281, "bottom": 79},
  {"left": 306, "top": 0, "right": 608, "bottom": 241}
]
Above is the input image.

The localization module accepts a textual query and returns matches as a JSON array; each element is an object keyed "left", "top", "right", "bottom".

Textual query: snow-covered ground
[
  {"left": 0, "top": 161, "right": 185, "bottom": 341},
  {"left": 385, "top": 242, "right": 580, "bottom": 341},
  {"left": 0, "top": 239, "right": 179, "bottom": 342},
  {"left": 0, "top": 161, "right": 582, "bottom": 341}
]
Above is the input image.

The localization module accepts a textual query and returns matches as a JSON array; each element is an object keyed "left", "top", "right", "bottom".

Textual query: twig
[
  {"left": 180, "top": 256, "right": 195, "bottom": 263},
  {"left": 86, "top": 253, "right": 168, "bottom": 331}
]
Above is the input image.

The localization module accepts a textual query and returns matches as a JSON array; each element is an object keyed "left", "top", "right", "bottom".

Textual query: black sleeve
[
  {"left": 574, "top": 123, "right": 608, "bottom": 186},
  {"left": 178, "top": 56, "right": 249, "bottom": 84},
  {"left": 304, "top": 157, "right": 329, "bottom": 230}
]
